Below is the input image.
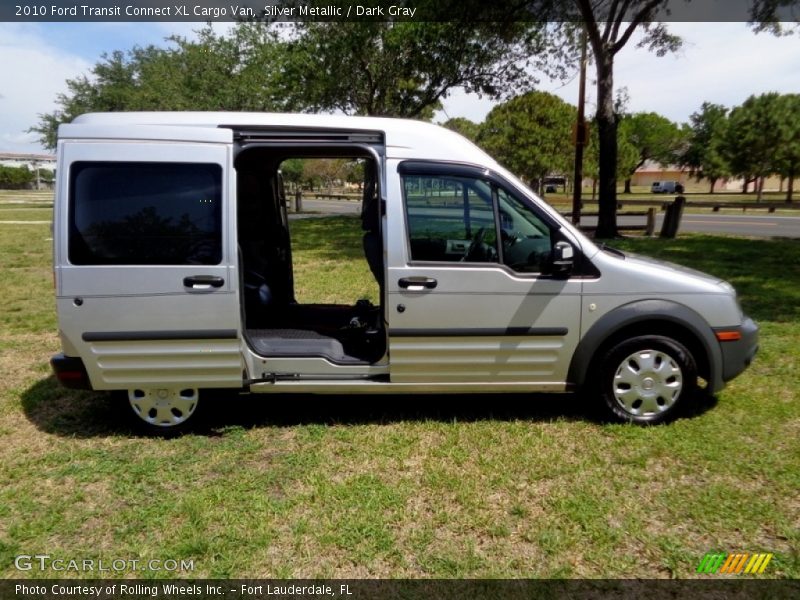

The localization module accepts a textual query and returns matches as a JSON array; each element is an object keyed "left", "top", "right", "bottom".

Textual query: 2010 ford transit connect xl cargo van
[{"left": 50, "top": 112, "right": 758, "bottom": 430}]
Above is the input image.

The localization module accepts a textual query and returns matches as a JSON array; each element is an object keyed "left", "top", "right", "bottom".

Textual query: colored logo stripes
[{"left": 697, "top": 552, "right": 773, "bottom": 574}]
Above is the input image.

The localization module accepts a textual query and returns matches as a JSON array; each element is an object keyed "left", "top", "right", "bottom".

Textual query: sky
[{"left": 1, "top": 20, "right": 799, "bottom": 154}]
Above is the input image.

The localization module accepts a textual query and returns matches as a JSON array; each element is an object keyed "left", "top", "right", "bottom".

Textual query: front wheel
[{"left": 595, "top": 336, "right": 697, "bottom": 424}]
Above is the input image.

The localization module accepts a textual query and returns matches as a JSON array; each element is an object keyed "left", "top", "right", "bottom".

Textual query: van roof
[{"left": 67, "top": 111, "right": 498, "bottom": 165}]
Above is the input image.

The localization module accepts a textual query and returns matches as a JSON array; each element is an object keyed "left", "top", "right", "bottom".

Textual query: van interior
[{"left": 235, "top": 146, "right": 385, "bottom": 365}]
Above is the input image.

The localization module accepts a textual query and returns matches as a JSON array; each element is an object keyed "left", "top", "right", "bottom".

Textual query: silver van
[
  {"left": 651, "top": 180, "right": 684, "bottom": 194},
  {"left": 50, "top": 112, "right": 758, "bottom": 430}
]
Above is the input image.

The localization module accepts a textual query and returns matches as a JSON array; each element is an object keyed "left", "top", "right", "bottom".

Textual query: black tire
[{"left": 594, "top": 335, "right": 697, "bottom": 425}]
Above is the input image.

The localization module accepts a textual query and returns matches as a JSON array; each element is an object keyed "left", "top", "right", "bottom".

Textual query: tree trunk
[
  {"left": 710, "top": 178, "right": 717, "bottom": 194},
  {"left": 788, "top": 172, "right": 795, "bottom": 203},
  {"left": 595, "top": 54, "right": 618, "bottom": 238},
  {"left": 743, "top": 179, "right": 749, "bottom": 193},
  {"left": 757, "top": 176, "right": 764, "bottom": 202},
  {"left": 624, "top": 178, "right": 632, "bottom": 194}
]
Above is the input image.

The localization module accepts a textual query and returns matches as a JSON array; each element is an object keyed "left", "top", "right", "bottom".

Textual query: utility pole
[
  {"left": 571, "top": 29, "right": 588, "bottom": 226},
  {"left": 34, "top": 160, "right": 41, "bottom": 191}
]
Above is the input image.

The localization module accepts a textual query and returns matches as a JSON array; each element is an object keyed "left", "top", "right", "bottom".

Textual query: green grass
[
  {"left": 289, "top": 216, "right": 379, "bottom": 304},
  {"left": 0, "top": 216, "right": 798, "bottom": 579},
  {"left": 0, "top": 211, "right": 52, "bottom": 224}
]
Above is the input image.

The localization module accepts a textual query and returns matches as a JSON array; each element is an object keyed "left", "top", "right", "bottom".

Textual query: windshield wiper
[{"left": 598, "top": 242, "right": 625, "bottom": 259}]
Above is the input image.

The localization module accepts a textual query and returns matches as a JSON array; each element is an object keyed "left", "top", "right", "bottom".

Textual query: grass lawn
[{"left": 0, "top": 214, "right": 798, "bottom": 579}]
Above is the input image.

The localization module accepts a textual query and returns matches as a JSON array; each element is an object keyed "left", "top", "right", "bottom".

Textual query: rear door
[
  {"left": 386, "top": 161, "right": 583, "bottom": 388},
  {"left": 54, "top": 127, "right": 243, "bottom": 390}
]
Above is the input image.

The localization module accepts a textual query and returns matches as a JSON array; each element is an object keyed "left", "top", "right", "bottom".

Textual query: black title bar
[
  {"left": 4, "top": 579, "right": 800, "bottom": 600},
  {"left": 2, "top": 0, "right": 796, "bottom": 23}
]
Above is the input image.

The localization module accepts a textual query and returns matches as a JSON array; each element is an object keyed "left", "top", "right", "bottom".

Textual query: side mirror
[{"left": 551, "top": 241, "right": 574, "bottom": 276}]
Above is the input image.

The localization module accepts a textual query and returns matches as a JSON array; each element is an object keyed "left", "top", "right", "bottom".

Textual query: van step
[{"left": 246, "top": 328, "right": 366, "bottom": 364}]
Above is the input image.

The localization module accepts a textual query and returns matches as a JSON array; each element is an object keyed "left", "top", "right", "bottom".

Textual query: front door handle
[
  {"left": 398, "top": 277, "right": 437, "bottom": 291},
  {"left": 183, "top": 275, "right": 225, "bottom": 289}
]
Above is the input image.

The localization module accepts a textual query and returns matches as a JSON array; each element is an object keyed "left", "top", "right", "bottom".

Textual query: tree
[
  {"left": 441, "top": 117, "right": 481, "bottom": 143},
  {"left": 725, "top": 93, "right": 786, "bottom": 201},
  {"left": 478, "top": 91, "right": 575, "bottom": 196},
  {"left": 33, "top": 18, "right": 561, "bottom": 149},
  {"left": 620, "top": 112, "right": 685, "bottom": 193},
  {"left": 574, "top": 0, "right": 682, "bottom": 237},
  {"left": 279, "top": 158, "right": 305, "bottom": 191},
  {"left": 281, "top": 20, "right": 554, "bottom": 119},
  {"left": 746, "top": 2, "right": 800, "bottom": 201},
  {"left": 749, "top": 0, "right": 800, "bottom": 34},
  {"left": 300, "top": 159, "right": 348, "bottom": 192},
  {"left": 343, "top": 160, "right": 366, "bottom": 190},
  {"left": 0, "top": 165, "right": 35, "bottom": 189},
  {"left": 32, "top": 26, "right": 290, "bottom": 149},
  {"left": 584, "top": 119, "right": 640, "bottom": 197},
  {"left": 681, "top": 102, "right": 731, "bottom": 194},
  {"left": 136, "top": 25, "right": 291, "bottom": 112},
  {"left": 773, "top": 93, "right": 800, "bottom": 202}
]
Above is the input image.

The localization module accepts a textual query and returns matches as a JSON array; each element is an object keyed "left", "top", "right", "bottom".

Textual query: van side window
[
  {"left": 69, "top": 162, "right": 222, "bottom": 265},
  {"left": 403, "top": 175, "right": 499, "bottom": 263}
]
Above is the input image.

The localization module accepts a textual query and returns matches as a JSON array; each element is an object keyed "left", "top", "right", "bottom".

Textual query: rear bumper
[
  {"left": 717, "top": 317, "right": 759, "bottom": 383},
  {"left": 50, "top": 353, "right": 92, "bottom": 390}
]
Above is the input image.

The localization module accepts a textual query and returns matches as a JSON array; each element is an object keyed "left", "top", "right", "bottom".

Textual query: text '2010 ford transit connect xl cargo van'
[{"left": 50, "top": 112, "right": 758, "bottom": 431}]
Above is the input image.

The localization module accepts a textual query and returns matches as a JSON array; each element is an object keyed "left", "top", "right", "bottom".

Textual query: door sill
[{"left": 250, "top": 380, "right": 568, "bottom": 394}]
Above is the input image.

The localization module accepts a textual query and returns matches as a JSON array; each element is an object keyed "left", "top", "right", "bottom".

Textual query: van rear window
[{"left": 69, "top": 162, "right": 222, "bottom": 265}]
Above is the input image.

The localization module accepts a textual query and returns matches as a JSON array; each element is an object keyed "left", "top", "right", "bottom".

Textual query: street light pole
[{"left": 571, "top": 29, "right": 588, "bottom": 226}]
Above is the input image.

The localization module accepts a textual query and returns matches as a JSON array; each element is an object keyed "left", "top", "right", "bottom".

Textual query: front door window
[{"left": 402, "top": 172, "right": 553, "bottom": 274}]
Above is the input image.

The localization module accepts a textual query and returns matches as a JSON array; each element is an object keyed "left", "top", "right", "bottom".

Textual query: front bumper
[{"left": 717, "top": 317, "right": 759, "bottom": 383}]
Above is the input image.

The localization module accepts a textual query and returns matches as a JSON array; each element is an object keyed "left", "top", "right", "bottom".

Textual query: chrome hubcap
[
  {"left": 612, "top": 349, "right": 683, "bottom": 417},
  {"left": 128, "top": 388, "right": 198, "bottom": 427}
]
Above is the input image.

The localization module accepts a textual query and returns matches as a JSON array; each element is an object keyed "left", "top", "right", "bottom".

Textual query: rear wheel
[
  {"left": 127, "top": 387, "right": 199, "bottom": 433},
  {"left": 596, "top": 336, "right": 696, "bottom": 424}
]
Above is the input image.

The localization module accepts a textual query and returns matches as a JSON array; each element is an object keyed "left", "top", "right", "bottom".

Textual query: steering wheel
[
  {"left": 461, "top": 227, "right": 486, "bottom": 262},
  {"left": 502, "top": 229, "right": 522, "bottom": 248}
]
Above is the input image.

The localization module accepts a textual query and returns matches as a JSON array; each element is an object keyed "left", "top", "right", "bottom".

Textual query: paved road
[
  {"left": 302, "top": 198, "right": 360, "bottom": 215},
  {"left": 582, "top": 212, "right": 800, "bottom": 238},
  {"left": 301, "top": 199, "right": 800, "bottom": 238},
  {"left": 675, "top": 213, "right": 800, "bottom": 237}
]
